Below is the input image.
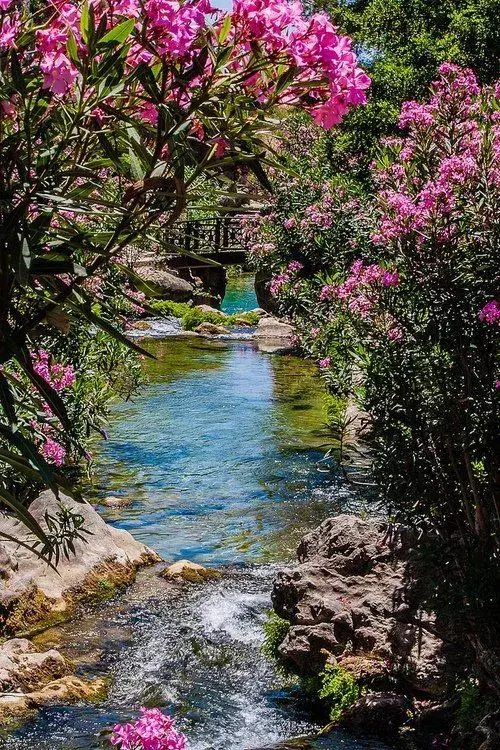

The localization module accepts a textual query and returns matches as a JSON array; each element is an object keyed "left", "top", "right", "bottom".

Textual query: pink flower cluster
[
  {"left": 269, "top": 272, "right": 290, "bottom": 296},
  {"left": 232, "top": 0, "right": 370, "bottom": 128},
  {"left": 32, "top": 350, "right": 76, "bottom": 392},
  {"left": 40, "top": 436, "right": 67, "bottom": 466},
  {"left": 372, "top": 64, "right": 500, "bottom": 247},
  {"left": 111, "top": 708, "right": 187, "bottom": 750},
  {"left": 479, "top": 300, "right": 500, "bottom": 325},
  {"left": 320, "top": 260, "right": 399, "bottom": 319},
  {"left": 0, "top": 0, "right": 369, "bottom": 131}
]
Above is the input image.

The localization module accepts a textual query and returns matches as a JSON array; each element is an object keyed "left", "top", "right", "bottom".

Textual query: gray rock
[
  {"left": 272, "top": 514, "right": 459, "bottom": 695},
  {"left": 0, "top": 638, "right": 68, "bottom": 692},
  {"left": 254, "top": 316, "right": 294, "bottom": 341},
  {"left": 194, "top": 322, "right": 229, "bottom": 336},
  {"left": 139, "top": 267, "right": 193, "bottom": 301},
  {"left": 0, "top": 491, "right": 161, "bottom": 635},
  {"left": 340, "top": 692, "right": 410, "bottom": 740}
]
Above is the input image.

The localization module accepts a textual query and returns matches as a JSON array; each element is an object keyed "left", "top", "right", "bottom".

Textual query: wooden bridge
[{"left": 162, "top": 215, "right": 249, "bottom": 269}]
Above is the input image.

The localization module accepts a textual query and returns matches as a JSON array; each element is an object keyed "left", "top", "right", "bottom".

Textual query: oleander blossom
[
  {"left": 0, "top": 0, "right": 369, "bottom": 129},
  {"left": 372, "top": 64, "right": 500, "bottom": 247},
  {"left": 111, "top": 708, "right": 187, "bottom": 750},
  {"left": 479, "top": 300, "right": 500, "bottom": 325},
  {"left": 32, "top": 350, "right": 76, "bottom": 392}
]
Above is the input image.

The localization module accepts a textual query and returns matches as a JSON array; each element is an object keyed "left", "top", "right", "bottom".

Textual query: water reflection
[{"left": 89, "top": 339, "right": 357, "bottom": 564}]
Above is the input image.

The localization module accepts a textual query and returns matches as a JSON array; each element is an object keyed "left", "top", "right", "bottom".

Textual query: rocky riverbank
[
  {"left": 270, "top": 514, "right": 498, "bottom": 747},
  {"left": 0, "top": 491, "right": 160, "bottom": 637}
]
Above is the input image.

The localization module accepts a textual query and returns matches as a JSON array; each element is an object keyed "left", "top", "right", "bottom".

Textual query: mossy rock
[{"left": 160, "top": 559, "right": 221, "bottom": 583}]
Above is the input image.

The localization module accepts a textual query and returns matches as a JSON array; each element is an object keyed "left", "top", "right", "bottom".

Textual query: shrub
[{"left": 318, "top": 664, "right": 359, "bottom": 722}]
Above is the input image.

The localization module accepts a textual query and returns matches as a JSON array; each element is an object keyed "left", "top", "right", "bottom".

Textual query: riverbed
[{"left": 1, "top": 277, "right": 388, "bottom": 750}]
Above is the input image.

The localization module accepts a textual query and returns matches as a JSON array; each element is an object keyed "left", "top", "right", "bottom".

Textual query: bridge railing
[{"left": 163, "top": 215, "right": 246, "bottom": 257}]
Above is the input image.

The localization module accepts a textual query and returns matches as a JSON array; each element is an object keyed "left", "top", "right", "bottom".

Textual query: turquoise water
[
  {"left": 3, "top": 294, "right": 387, "bottom": 750},
  {"left": 221, "top": 273, "right": 258, "bottom": 314}
]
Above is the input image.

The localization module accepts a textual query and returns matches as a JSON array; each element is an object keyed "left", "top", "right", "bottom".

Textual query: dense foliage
[
  {"left": 0, "top": 0, "right": 369, "bottom": 552},
  {"left": 316, "top": 0, "right": 500, "bottom": 179},
  {"left": 252, "top": 65, "right": 500, "bottom": 689}
]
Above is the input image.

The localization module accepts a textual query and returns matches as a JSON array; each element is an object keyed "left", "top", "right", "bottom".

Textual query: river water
[{"left": 2, "top": 276, "right": 389, "bottom": 750}]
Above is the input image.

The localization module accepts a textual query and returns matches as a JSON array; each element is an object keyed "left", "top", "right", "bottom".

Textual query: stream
[{"left": 2, "top": 275, "right": 389, "bottom": 750}]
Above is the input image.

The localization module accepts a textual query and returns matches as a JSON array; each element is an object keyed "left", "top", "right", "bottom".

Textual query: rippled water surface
[{"left": 3, "top": 278, "right": 387, "bottom": 750}]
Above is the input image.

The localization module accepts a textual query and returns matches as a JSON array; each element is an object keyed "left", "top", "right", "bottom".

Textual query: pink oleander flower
[
  {"left": 283, "top": 217, "right": 296, "bottom": 229},
  {"left": 479, "top": 300, "right": 500, "bottom": 325},
  {"left": 310, "top": 327, "right": 319, "bottom": 338},
  {"left": 40, "top": 436, "right": 66, "bottom": 466},
  {"left": 318, "top": 356, "right": 331, "bottom": 369},
  {"left": 111, "top": 708, "right": 187, "bottom": 750},
  {"left": 287, "top": 260, "right": 303, "bottom": 272},
  {"left": 269, "top": 272, "right": 290, "bottom": 296},
  {"left": 32, "top": 350, "right": 76, "bottom": 391},
  {"left": 0, "top": 0, "right": 13, "bottom": 10},
  {"left": 0, "top": 11, "right": 19, "bottom": 48}
]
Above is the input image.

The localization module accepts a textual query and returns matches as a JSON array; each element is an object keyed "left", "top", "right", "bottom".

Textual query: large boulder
[
  {"left": 254, "top": 316, "right": 294, "bottom": 342},
  {"left": 0, "top": 638, "right": 68, "bottom": 692},
  {"left": 272, "top": 515, "right": 460, "bottom": 695},
  {"left": 254, "top": 270, "right": 280, "bottom": 315},
  {"left": 0, "top": 491, "right": 160, "bottom": 635},
  {"left": 139, "top": 267, "right": 194, "bottom": 301}
]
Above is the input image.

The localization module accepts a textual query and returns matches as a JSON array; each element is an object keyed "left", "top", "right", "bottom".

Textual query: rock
[
  {"left": 254, "top": 270, "right": 280, "bottom": 315},
  {"left": 272, "top": 514, "right": 460, "bottom": 696},
  {"left": 0, "top": 639, "right": 68, "bottom": 692},
  {"left": 254, "top": 316, "right": 294, "bottom": 341},
  {"left": 251, "top": 308, "right": 268, "bottom": 317},
  {"left": 194, "top": 305, "right": 226, "bottom": 316},
  {"left": 340, "top": 692, "right": 410, "bottom": 740},
  {"left": 232, "top": 316, "right": 254, "bottom": 327},
  {"left": 101, "top": 495, "right": 134, "bottom": 508},
  {"left": 139, "top": 267, "right": 194, "bottom": 302},
  {"left": 0, "top": 543, "right": 15, "bottom": 579},
  {"left": 30, "top": 675, "right": 108, "bottom": 705},
  {"left": 184, "top": 266, "right": 227, "bottom": 307},
  {"left": 0, "top": 694, "right": 37, "bottom": 727},
  {"left": 161, "top": 559, "right": 220, "bottom": 583},
  {"left": 131, "top": 320, "right": 151, "bottom": 331},
  {"left": 194, "top": 322, "right": 229, "bottom": 336},
  {"left": 0, "top": 491, "right": 161, "bottom": 635}
]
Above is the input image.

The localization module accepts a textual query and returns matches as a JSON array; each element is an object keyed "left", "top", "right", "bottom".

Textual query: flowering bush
[
  {"left": 254, "top": 64, "right": 500, "bottom": 689},
  {"left": 0, "top": 0, "right": 368, "bottom": 550},
  {"left": 111, "top": 708, "right": 187, "bottom": 750}
]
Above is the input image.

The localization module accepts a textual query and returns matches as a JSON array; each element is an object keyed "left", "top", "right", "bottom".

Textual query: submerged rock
[
  {"left": 0, "top": 491, "right": 161, "bottom": 636},
  {"left": 160, "top": 559, "right": 220, "bottom": 583},
  {"left": 194, "top": 304, "right": 227, "bottom": 316},
  {"left": 194, "top": 322, "right": 229, "bottom": 336},
  {"left": 101, "top": 495, "right": 134, "bottom": 508},
  {"left": 272, "top": 514, "right": 460, "bottom": 695}
]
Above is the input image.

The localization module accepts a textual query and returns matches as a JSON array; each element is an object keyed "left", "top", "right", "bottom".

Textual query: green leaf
[
  {"left": 98, "top": 18, "right": 135, "bottom": 47},
  {"left": 218, "top": 15, "right": 231, "bottom": 44},
  {"left": 0, "top": 485, "right": 52, "bottom": 550},
  {"left": 13, "top": 346, "right": 72, "bottom": 431},
  {"left": 0, "top": 447, "right": 81, "bottom": 500},
  {"left": 66, "top": 30, "right": 79, "bottom": 64},
  {"left": 0, "top": 373, "right": 17, "bottom": 424},
  {"left": 10, "top": 50, "right": 26, "bottom": 96}
]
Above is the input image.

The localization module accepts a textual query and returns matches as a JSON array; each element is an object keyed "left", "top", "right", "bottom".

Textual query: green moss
[
  {"left": 458, "top": 679, "right": 498, "bottom": 731},
  {"left": 317, "top": 664, "right": 359, "bottom": 722},
  {"left": 261, "top": 611, "right": 290, "bottom": 664},
  {"left": 147, "top": 300, "right": 260, "bottom": 330},
  {"left": 182, "top": 308, "right": 260, "bottom": 330},
  {"left": 148, "top": 299, "right": 193, "bottom": 318}
]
